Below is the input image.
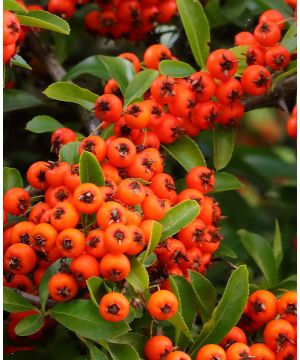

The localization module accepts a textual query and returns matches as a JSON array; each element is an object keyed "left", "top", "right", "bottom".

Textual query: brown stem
[
  {"left": 4, "top": 287, "right": 57, "bottom": 309},
  {"left": 27, "top": 30, "right": 66, "bottom": 82},
  {"left": 242, "top": 74, "right": 297, "bottom": 112}
]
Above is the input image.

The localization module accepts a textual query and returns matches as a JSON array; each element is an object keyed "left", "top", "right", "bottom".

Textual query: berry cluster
[
  {"left": 3, "top": 10, "right": 21, "bottom": 64},
  {"left": 99, "top": 21, "right": 292, "bottom": 139},
  {"left": 45, "top": 0, "right": 177, "bottom": 41},
  {"left": 3, "top": 2, "right": 43, "bottom": 64},
  {"left": 143, "top": 290, "right": 297, "bottom": 359},
  {"left": 3, "top": 106, "right": 222, "bottom": 332}
]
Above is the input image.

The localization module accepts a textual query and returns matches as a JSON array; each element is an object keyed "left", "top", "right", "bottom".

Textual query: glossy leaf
[
  {"left": 100, "top": 124, "right": 114, "bottom": 140},
  {"left": 10, "top": 54, "right": 32, "bottom": 70},
  {"left": 168, "top": 310, "right": 192, "bottom": 339},
  {"left": 238, "top": 229, "right": 278, "bottom": 287},
  {"left": 90, "top": 346, "right": 110, "bottom": 360},
  {"left": 189, "top": 270, "right": 217, "bottom": 323},
  {"left": 98, "top": 56, "right": 135, "bottom": 95},
  {"left": 160, "top": 200, "right": 200, "bottom": 240},
  {"left": 215, "top": 242, "right": 238, "bottom": 259},
  {"left": 126, "top": 257, "right": 149, "bottom": 292},
  {"left": 189, "top": 266, "right": 249, "bottom": 356},
  {"left": 59, "top": 142, "right": 80, "bottom": 164},
  {"left": 273, "top": 220, "right": 283, "bottom": 269},
  {"left": 49, "top": 300, "right": 130, "bottom": 341},
  {"left": 4, "top": 287, "right": 37, "bottom": 313},
  {"left": 159, "top": 60, "right": 196, "bottom": 78},
  {"left": 214, "top": 172, "right": 244, "bottom": 193},
  {"left": 177, "top": 0, "right": 210, "bottom": 68},
  {"left": 4, "top": 89, "right": 43, "bottom": 112},
  {"left": 86, "top": 277, "right": 104, "bottom": 307},
  {"left": 25, "top": 115, "right": 63, "bottom": 133},
  {"left": 3, "top": 167, "right": 23, "bottom": 194},
  {"left": 281, "top": 22, "right": 297, "bottom": 53},
  {"left": 15, "top": 314, "right": 44, "bottom": 336},
  {"left": 109, "top": 332, "right": 148, "bottom": 355},
  {"left": 142, "top": 221, "right": 163, "bottom": 261},
  {"left": 4, "top": 0, "right": 28, "bottom": 13},
  {"left": 108, "top": 344, "right": 140, "bottom": 360},
  {"left": 255, "top": 0, "right": 293, "bottom": 18},
  {"left": 163, "top": 135, "right": 206, "bottom": 171},
  {"left": 124, "top": 69, "right": 158, "bottom": 107},
  {"left": 63, "top": 56, "right": 110, "bottom": 81},
  {"left": 213, "top": 125, "right": 235, "bottom": 170},
  {"left": 169, "top": 275, "right": 197, "bottom": 329},
  {"left": 79, "top": 151, "right": 105, "bottom": 186},
  {"left": 43, "top": 82, "right": 98, "bottom": 111},
  {"left": 228, "top": 46, "right": 248, "bottom": 74},
  {"left": 17, "top": 10, "right": 70, "bottom": 34}
]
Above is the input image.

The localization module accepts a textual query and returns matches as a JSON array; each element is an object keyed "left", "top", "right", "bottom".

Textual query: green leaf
[
  {"left": 124, "top": 70, "right": 158, "bottom": 108},
  {"left": 90, "top": 346, "right": 110, "bottom": 360},
  {"left": 39, "top": 259, "right": 63, "bottom": 312},
  {"left": 63, "top": 56, "right": 110, "bottom": 81},
  {"left": 269, "top": 274, "right": 297, "bottom": 293},
  {"left": 160, "top": 200, "right": 200, "bottom": 240},
  {"left": 255, "top": 0, "right": 293, "bottom": 18},
  {"left": 159, "top": 60, "right": 196, "bottom": 78},
  {"left": 3, "top": 167, "right": 23, "bottom": 194},
  {"left": 4, "top": 0, "right": 28, "bottom": 13},
  {"left": 109, "top": 333, "right": 148, "bottom": 355},
  {"left": 108, "top": 344, "right": 140, "bottom": 360},
  {"left": 281, "top": 22, "right": 297, "bottom": 53},
  {"left": 86, "top": 277, "right": 104, "bottom": 307},
  {"left": 17, "top": 10, "right": 70, "bottom": 35},
  {"left": 98, "top": 56, "right": 136, "bottom": 96},
  {"left": 169, "top": 275, "right": 196, "bottom": 329},
  {"left": 79, "top": 151, "right": 105, "bottom": 186},
  {"left": 126, "top": 257, "right": 149, "bottom": 292},
  {"left": 238, "top": 229, "right": 278, "bottom": 287},
  {"left": 214, "top": 242, "right": 238, "bottom": 259},
  {"left": 14, "top": 314, "right": 44, "bottom": 336},
  {"left": 228, "top": 46, "right": 248, "bottom": 75},
  {"left": 177, "top": 0, "right": 210, "bottom": 69},
  {"left": 214, "top": 172, "right": 244, "bottom": 193},
  {"left": 189, "top": 266, "right": 249, "bottom": 356},
  {"left": 59, "top": 142, "right": 80, "bottom": 164},
  {"left": 168, "top": 311, "right": 192, "bottom": 339},
  {"left": 273, "top": 220, "right": 283, "bottom": 269},
  {"left": 163, "top": 135, "right": 206, "bottom": 171},
  {"left": 213, "top": 125, "right": 235, "bottom": 171},
  {"left": 25, "top": 115, "right": 63, "bottom": 133},
  {"left": 3, "top": 287, "right": 37, "bottom": 313},
  {"left": 10, "top": 54, "right": 32, "bottom": 70},
  {"left": 100, "top": 124, "right": 115, "bottom": 140},
  {"left": 4, "top": 89, "right": 43, "bottom": 112},
  {"left": 189, "top": 270, "right": 217, "bottom": 323},
  {"left": 142, "top": 221, "right": 162, "bottom": 262},
  {"left": 43, "top": 82, "right": 98, "bottom": 111},
  {"left": 49, "top": 300, "right": 130, "bottom": 341}
]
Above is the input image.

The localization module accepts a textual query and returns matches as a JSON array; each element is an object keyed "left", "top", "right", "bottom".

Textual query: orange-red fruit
[
  {"left": 144, "top": 335, "right": 173, "bottom": 360},
  {"left": 147, "top": 290, "right": 178, "bottom": 320},
  {"left": 98, "top": 292, "right": 130, "bottom": 322},
  {"left": 196, "top": 344, "right": 226, "bottom": 360},
  {"left": 4, "top": 188, "right": 30, "bottom": 216},
  {"left": 48, "top": 273, "right": 78, "bottom": 302}
]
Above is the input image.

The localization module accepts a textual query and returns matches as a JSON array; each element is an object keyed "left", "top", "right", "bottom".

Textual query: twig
[
  {"left": 242, "top": 74, "right": 297, "bottom": 112},
  {"left": 5, "top": 287, "right": 57, "bottom": 309}
]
